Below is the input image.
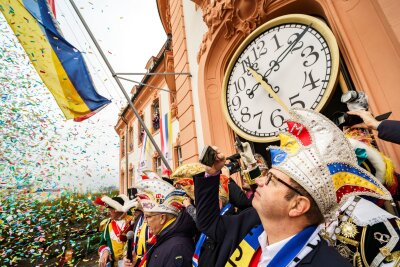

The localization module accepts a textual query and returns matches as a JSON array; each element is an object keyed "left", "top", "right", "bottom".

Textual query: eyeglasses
[
  {"left": 265, "top": 172, "right": 304, "bottom": 196},
  {"left": 144, "top": 213, "right": 161, "bottom": 222}
]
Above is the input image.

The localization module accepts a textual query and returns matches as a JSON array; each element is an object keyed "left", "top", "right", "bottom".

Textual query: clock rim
[{"left": 221, "top": 14, "right": 340, "bottom": 143}]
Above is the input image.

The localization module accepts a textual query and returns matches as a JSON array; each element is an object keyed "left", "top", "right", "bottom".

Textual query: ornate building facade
[{"left": 117, "top": 0, "right": 400, "bottom": 193}]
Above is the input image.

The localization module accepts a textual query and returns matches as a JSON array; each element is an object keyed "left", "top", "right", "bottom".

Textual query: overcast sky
[
  {"left": 56, "top": 0, "right": 167, "bottom": 121},
  {"left": 0, "top": 1, "right": 166, "bottom": 191}
]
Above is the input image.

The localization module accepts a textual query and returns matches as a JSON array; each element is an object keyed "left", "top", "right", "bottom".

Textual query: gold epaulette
[{"left": 99, "top": 218, "right": 109, "bottom": 232}]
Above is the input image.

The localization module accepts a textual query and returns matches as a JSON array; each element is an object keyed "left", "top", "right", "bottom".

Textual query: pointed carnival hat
[
  {"left": 269, "top": 108, "right": 392, "bottom": 218},
  {"left": 135, "top": 179, "right": 186, "bottom": 216}
]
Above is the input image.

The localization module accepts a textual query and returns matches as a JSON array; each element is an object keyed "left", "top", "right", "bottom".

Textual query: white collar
[
  {"left": 257, "top": 231, "right": 295, "bottom": 267},
  {"left": 341, "top": 196, "right": 395, "bottom": 226}
]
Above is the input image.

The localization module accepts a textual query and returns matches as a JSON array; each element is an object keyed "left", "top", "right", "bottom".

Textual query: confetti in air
[{"left": 0, "top": 11, "right": 121, "bottom": 265}]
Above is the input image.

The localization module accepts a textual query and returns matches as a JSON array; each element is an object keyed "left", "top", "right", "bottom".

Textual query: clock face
[{"left": 222, "top": 14, "right": 339, "bottom": 142}]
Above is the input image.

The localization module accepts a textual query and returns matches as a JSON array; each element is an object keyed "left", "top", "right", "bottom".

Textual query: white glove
[{"left": 239, "top": 142, "right": 256, "bottom": 167}]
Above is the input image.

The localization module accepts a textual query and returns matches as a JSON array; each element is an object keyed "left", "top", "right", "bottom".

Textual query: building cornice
[{"left": 156, "top": 0, "right": 172, "bottom": 34}]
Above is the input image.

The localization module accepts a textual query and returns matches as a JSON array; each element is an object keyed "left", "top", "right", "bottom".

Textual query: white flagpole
[{"left": 69, "top": 0, "right": 172, "bottom": 171}]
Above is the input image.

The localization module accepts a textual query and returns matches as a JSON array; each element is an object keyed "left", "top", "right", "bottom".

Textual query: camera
[
  {"left": 225, "top": 154, "right": 242, "bottom": 175},
  {"left": 341, "top": 91, "right": 368, "bottom": 111},
  {"left": 332, "top": 112, "right": 364, "bottom": 128},
  {"left": 333, "top": 91, "right": 368, "bottom": 128},
  {"left": 199, "top": 145, "right": 217, "bottom": 167},
  {"left": 199, "top": 145, "right": 243, "bottom": 175}
]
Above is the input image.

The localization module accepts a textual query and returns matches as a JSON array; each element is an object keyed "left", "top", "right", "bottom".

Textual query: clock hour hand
[
  {"left": 264, "top": 23, "right": 312, "bottom": 78},
  {"left": 248, "top": 67, "right": 289, "bottom": 113}
]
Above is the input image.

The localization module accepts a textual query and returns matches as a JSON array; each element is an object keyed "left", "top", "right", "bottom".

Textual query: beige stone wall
[
  {"left": 169, "top": 0, "right": 199, "bottom": 163},
  {"left": 330, "top": 0, "right": 400, "bottom": 169},
  {"left": 155, "top": 0, "right": 400, "bottom": 172}
]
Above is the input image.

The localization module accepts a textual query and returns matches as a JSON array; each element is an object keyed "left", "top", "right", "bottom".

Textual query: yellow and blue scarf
[
  {"left": 226, "top": 224, "right": 318, "bottom": 267},
  {"left": 192, "top": 203, "right": 232, "bottom": 267}
]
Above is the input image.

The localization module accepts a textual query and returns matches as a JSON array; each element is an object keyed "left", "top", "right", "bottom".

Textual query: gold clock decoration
[{"left": 222, "top": 14, "right": 340, "bottom": 142}]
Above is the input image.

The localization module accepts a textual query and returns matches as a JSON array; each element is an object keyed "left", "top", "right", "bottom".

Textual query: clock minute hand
[
  {"left": 276, "top": 23, "right": 311, "bottom": 64},
  {"left": 248, "top": 67, "right": 289, "bottom": 113},
  {"left": 264, "top": 23, "right": 312, "bottom": 78}
]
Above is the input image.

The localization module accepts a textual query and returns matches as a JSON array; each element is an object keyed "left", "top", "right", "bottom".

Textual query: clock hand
[
  {"left": 248, "top": 67, "right": 289, "bottom": 113},
  {"left": 264, "top": 23, "right": 312, "bottom": 78}
]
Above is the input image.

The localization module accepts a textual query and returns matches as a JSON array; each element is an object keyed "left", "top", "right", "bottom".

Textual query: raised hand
[{"left": 204, "top": 146, "right": 226, "bottom": 175}]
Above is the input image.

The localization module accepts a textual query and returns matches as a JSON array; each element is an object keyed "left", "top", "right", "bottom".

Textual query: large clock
[{"left": 222, "top": 14, "right": 339, "bottom": 142}]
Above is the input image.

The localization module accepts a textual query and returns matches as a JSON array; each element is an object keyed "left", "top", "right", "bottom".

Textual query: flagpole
[{"left": 69, "top": 0, "right": 172, "bottom": 172}]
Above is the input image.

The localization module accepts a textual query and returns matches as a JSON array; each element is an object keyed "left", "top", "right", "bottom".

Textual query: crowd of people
[{"left": 96, "top": 110, "right": 400, "bottom": 267}]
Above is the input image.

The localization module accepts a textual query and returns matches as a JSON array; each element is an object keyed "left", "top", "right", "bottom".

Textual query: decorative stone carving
[
  {"left": 165, "top": 4, "right": 172, "bottom": 33},
  {"left": 175, "top": 132, "right": 181, "bottom": 146},
  {"left": 164, "top": 50, "right": 176, "bottom": 93},
  {"left": 171, "top": 102, "right": 178, "bottom": 118},
  {"left": 196, "top": 0, "right": 279, "bottom": 62}
]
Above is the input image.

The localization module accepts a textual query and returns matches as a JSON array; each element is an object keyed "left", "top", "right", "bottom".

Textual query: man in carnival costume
[
  {"left": 321, "top": 133, "right": 400, "bottom": 267},
  {"left": 123, "top": 178, "right": 197, "bottom": 267},
  {"left": 94, "top": 196, "right": 110, "bottom": 232},
  {"left": 170, "top": 162, "right": 234, "bottom": 267},
  {"left": 98, "top": 194, "right": 136, "bottom": 267},
  {"left": 193, "top": 108, "right": 393, "bottom": 267}
]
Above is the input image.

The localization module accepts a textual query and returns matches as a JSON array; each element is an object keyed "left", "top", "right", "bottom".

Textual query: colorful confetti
[{"left": 0, "top": 9, "right": 122, "bottom": 266}]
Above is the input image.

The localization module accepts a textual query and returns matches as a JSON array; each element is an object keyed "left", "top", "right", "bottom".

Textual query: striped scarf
[
  {"left": 192, "top": 203, "right": 232, "bottom": 266},
  {"left": 226, "top": 225, "right": 320, "bottom": 267}
]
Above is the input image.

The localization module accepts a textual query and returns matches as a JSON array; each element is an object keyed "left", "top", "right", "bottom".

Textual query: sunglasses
[{"left": 265, "top": 172, "right": 304, "bottom": 196}]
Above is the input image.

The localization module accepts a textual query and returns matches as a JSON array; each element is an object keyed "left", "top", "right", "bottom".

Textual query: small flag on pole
[
  {"left": 0, "top": 0, "right": 111, "bottom": 121},
  {"left": 160, "top": 112, "right": 172, "bottom": 176},
  {"left": 138, "top": 131, "right": 149, "bottom": 171}
]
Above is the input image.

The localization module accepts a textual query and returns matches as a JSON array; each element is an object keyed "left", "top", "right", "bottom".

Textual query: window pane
[
  {"left": 177, "top": 146, "right": 183, "bottom": 166},
  {"left": 152, "top": 100, "right": 160, "bottom": 131}
]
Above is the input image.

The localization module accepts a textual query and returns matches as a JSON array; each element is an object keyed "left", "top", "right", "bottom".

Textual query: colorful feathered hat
[
  {"left": 122, "top": 199, "right": 140, "bottom": 213},
  {"left": 136, "top": 179, "right": 186, "bottom": 216},
  {"left": 171, "top": 163, "right": 229, "bottom": 202},
  {"left": 171, "top": 163, "right": 205, "bottom": 179},
  {"left": 269, "top": 108, "right": 392, "bottom": 218},
  {"left": 345, "top": 129, "right": 398, "bottom": 196},
  {"left": 101, "top": 194, "right": 129, "bottom": 212},
  {"left": 94, "top": 196, "right": 106, "bottom": 206}
]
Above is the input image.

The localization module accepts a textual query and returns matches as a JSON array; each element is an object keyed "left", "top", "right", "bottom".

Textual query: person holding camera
[
  {"left": 348, "top": 110, "right": 400, "bottom": 144},
  {"left": 123, "top": 179, "right": 196, "bottom": 267},
  {"left": 193, "top": 109, "right": 358, "bottom": 267}
]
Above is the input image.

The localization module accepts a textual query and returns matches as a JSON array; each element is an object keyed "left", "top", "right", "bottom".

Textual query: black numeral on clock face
[
  {"left": 239, "top": 40, "right": 268, "bottom": 75},
  {"left": 253, "top": 111, "right": 263, "bottom": 130},
  {"left": 270, "top": 109, "right": 284, "bottom": 128},
  {"left": 301, "top": 45, "right": 319, "bottom": 67},
  {"left": 289, "top": 93, "right": 305, "bottom": 108},
  {"left": 240, "top": 107, "right": 251, "bottom": 123},
  {"left": 226, "top": 20, "right": 335, "bottom": 139},
  {"left": 271, "top": 34, "right": 283, "bottom": 51},
  {"left": 231, "top": 96, "right": 241, "bottom": 111},
  {"left": 302, "top": 70, "right": 320, "bottom": 91},
  {"left": 233, "top": 77, "right": 246, "bottom": 95},
  {"left": 287, "top": 33, "right": 304, "bottom": 53}
]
